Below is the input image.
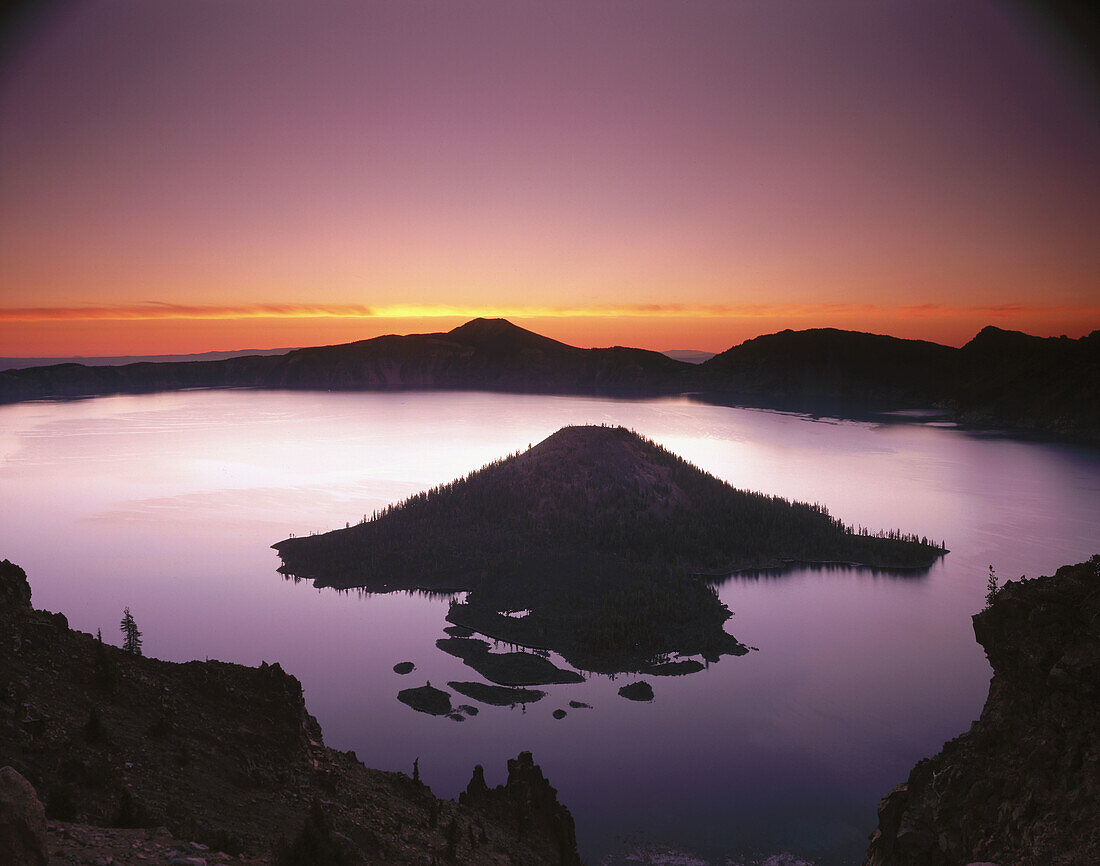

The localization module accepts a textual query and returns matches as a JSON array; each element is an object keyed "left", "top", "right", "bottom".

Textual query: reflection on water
[
  {"left": 725, "top": 561, "right": 935, "bottom": 581},
  {"left": 360, "top": 565, "right": 935, "bottom": 721},
  {"left": 1, "top": 390, "right": 1098, "bottom": 865}
]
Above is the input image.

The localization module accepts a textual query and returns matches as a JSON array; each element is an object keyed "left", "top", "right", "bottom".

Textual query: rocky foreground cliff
[
  {"left": 0, "top": 559, "right": 579, "bottom": 865},
  {"left": 864, "top": 556, "right": 1100, "bottom": 866}
]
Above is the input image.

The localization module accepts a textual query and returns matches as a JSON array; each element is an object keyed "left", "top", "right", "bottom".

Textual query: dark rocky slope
[
  {"left": 699, "top": 326, "right": 1100, "bottom": 440},
  {"left": 0, "top": 559, "right": 579, "bottom": 865},
  {"left": 699, "top": 327, "right": 957, "bottom": 409},
  {"left": 864, "top": 556, "right": 1100, "bottom": 866},
  {"left": 950, "top": 326, "right": 1100, "bottom": 437}
]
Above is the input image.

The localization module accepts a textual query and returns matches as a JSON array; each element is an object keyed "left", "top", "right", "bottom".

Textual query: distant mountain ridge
[
  {"left": 951, "top": 326, "right": 1100, "bottom": 434},
  {"left": 0, "top": 347, "right": 295, "bottom": 371},
  {"left": 699, "top": 327, "right": 957, "bottom": 402},
  {"left": 1, "top": 318, "right": 1096, "bottom": 440},
  {"left": 0, "top": 318, "right": 690, "bottom": 402},
  {"left": 661, "top": 349, "right": 715, "bottom": 364},
  {"left": 266, "top": 317, "right": 691, "bottom": 394},
  {"left": 696, "top": 324, "right": 1099, "bottom": 439}
]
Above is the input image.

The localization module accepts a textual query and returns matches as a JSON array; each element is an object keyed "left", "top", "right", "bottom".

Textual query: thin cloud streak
[
  {"left": 2, "top": 301, "right": 1098, "bottom": 323},
  {"left": 0, "top": 303, "right": 377, "bottom": 321}
]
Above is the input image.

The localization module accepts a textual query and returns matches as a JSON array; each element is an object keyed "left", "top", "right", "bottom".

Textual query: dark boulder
[
  {"left": 618, "top": 681, "right": 654, "bottom": 702},
  {"left": 0, "top": 766, "right": 48, "bottom": 866}
]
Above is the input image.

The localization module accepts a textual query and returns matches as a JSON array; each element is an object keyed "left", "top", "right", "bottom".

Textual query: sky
[{"left": 1, "top": 0, "right": 1098, "bottom": 356}]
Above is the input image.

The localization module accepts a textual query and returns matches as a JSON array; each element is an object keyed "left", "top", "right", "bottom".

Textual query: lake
[{"left": 2, "top": 389, "right": 1098, "bottom": 865}]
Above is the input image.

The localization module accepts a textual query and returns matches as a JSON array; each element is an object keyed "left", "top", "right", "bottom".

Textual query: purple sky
[{"left": 1, "top": 0, "right": 1098, "bottom": 354}]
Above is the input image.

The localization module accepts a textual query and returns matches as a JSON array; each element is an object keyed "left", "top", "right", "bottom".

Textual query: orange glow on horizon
[
  {"left": 1, "top": 303, "right": 1097, "bottom": 359},
  {"left": 4, "top": 300, "right": 1099, "bottom": 325}
]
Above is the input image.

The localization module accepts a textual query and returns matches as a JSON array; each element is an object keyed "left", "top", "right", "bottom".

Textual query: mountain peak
[
  {"left": 446, "top": 318, "right": 570, "bottom": 351},
  {"left": 963, "top": 325, "right": 1042, "bottom": 352},
  {"left": 529, "top": 423, "right": 643, "bottom": 452},
  {"left": 521, "top": 425, "right": 668, "bottom": 485},
  {"left": 449, "top": 317, "right": 524, "bottom": 335},
  {"left": 274, "top": 424, "right": 943, "bottom": 589}
]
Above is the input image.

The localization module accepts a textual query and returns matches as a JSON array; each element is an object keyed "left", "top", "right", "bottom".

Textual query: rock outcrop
[
  {"left": 0, "top": 766, "right": 48, "bottom": 866},
  {"left": 459, "top": 751, "right": 580, "bottom": 866},
  {"left": 864, "top": 555, "right": 1100, "bottom": 866},
  {"left": 0, "top": 559, "right": 579, "bottom": 865}
]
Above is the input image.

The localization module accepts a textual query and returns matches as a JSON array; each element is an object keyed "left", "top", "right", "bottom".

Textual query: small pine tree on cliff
[
  {"left": 985, "top": 565, "right": 999, "bottom": 609},
  {"left": 120, "top": 607, "right": 142, "bottom": 655}
]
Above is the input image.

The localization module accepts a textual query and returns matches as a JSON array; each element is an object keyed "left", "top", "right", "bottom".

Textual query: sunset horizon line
[
  {"left": 2, "top": 299, "right": 1098, "bottom": 360},
  {"left": 4, "top": 300, "right": 1099, "bottom": 325}
]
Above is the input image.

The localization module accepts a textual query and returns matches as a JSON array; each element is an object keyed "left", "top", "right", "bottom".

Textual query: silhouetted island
[
  {"left": 396, "top": 683, "right": 453, "bottom": 716},
  {"left": 1, "top": 318, "right": 1096, "bottom": 441},
  {"left": 275, "top": 426, "right": 945, "bottom": 672},
  {"left": 448, "top": 681, "right": 547, "bottom": 707}
]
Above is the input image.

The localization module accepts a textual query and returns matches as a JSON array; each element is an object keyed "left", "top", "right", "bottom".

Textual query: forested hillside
[{"left": 275, "top": 426, "right": 944, "bottom": 670}]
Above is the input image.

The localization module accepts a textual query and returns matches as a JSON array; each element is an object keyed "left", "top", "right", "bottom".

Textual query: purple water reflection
[{"left": 1, "top": 390, "right": 1097, "bottom": 865}]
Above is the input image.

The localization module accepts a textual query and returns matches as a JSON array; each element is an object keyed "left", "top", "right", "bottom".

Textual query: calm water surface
[{"left": 2, "top": 390, "right": 1098, "bottom": 865}]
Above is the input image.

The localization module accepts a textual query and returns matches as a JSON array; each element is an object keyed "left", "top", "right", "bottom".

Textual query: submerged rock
[
  {"left": 437, "top": 639, "right": 584, "bottom": 686},
  {"left": 644, "top": 659, "right": 705, "bottom": 676},
  {"left": 618, "top": 681, "right": 654, "bottom": 702},
  {"left": 396, "top": 684, "right": 452, "bottom": 716},
  {"left": 447, "top": 681, "right": 547, "bottom": 707},
  {"left": 392, "top": 661, "right": 415, "bottom": 675},
  {"left": 435, "top": 636, "right": 491, "bottom": 660},
  {"left": 472, "top": 652, "right": 584, "bottom": 687}
]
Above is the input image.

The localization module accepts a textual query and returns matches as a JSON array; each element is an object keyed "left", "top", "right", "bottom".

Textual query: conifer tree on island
[{"left": 120, "top": 606, "right": 143, "bottom": 655}]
